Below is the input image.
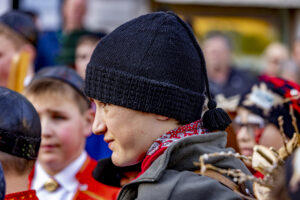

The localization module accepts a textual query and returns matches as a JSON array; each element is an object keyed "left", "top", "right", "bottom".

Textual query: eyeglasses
[
  {"left": 233, "top": 116, "right": 265, "bottom": 143},
  {"left": 232, "top": 122, "right": 264, "bottom": 136}
]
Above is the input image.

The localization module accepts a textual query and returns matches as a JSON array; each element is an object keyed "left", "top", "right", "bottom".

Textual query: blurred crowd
[{"left": 0, "top": 0, "right": 299, "bottom": 200}]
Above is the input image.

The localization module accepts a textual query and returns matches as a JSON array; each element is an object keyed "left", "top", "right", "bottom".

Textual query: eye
[{"left": 51, "top": 113, "right": 67, "bottom": 120}]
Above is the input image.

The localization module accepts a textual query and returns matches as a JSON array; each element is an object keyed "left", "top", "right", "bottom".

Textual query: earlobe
[{"left": 83, "top": 108, "right": 95, "bottom": 137}]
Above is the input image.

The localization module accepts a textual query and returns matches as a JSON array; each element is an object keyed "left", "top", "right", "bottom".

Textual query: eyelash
[{"left": 52, "top": 114, "right": 67, "bottom": 120}]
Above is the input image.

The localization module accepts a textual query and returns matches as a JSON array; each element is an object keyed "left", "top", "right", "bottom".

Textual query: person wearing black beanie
[{"left": 85, "top": 11, "right": 253, "bottom": 200}]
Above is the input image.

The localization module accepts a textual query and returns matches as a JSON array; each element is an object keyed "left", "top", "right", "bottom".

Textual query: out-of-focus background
[{"left": 2, "top": 0, "right": 300, "bottom": 75}]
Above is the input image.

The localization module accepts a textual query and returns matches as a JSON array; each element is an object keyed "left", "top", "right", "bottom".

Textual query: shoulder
[
  {"left": 230, "top": 67, "right": 257, "bottom": 83},
  {"left": 137, "top": 170, "right": 242, "bottom": 200}
]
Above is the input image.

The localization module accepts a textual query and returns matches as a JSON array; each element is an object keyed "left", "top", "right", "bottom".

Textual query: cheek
[
  {"left": 57, "top": 126, "right": 74, "bottom": 143},
  {"left": 57, "top": 121, "right": 82, "bottom": 144},
  {"left": 0, "top": 56, "right": 11, "bottom": 73}
]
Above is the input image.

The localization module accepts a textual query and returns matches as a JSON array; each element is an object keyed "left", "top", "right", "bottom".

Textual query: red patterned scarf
[{"left": 140, "top": 120, "right": 209, "bottom": 174}]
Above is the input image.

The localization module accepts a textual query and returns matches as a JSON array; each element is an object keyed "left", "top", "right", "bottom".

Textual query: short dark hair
[
  {"left": 24, "top": 78, "right": 90, "bottom": 114},
  {"left": 203, "top": 31, "right": 232, "bottom": 50},
  {"left": 0, "top": 151, "right": 35, "bottom": 175}
]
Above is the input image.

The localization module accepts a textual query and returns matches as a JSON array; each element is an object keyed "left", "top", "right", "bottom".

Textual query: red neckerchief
[
  {"left": 140, "top": 120, "right": 209, "bottom": 175},
  {"left": 5, "top": 190, "right": 39, "bottom": 200}
]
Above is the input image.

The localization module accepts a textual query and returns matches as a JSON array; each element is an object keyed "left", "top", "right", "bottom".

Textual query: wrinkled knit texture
[{"left": 85, "top": 12, "right": 206, "bottom": 124}]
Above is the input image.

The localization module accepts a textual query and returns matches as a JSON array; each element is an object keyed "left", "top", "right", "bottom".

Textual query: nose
[
  {"left": 40, "top": 116, "right": 53, "bottom": 137},
  {"left": 237, "top": 126, "right": 252, "bottom": 142},
  {"left": 92, "top": 111, "right": 107, "bottom": 135}
]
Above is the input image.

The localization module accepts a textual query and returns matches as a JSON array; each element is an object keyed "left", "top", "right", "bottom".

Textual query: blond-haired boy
[
  {"left": 0, "top": 11, "right": 37, "bottom": 88},
  {"left": 24, "top": 66, "right": 119, "bottom": 200}
]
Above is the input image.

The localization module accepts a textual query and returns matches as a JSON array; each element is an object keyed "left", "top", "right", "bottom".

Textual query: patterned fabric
[
  {"left": 260, "top": 75, "right": 300, "bottom": 114},
  {"left": 141, "top": 120, "right": 209, "bottom": 173},
  {"left": 5, "top": 190, "right": 39, "bottom": 200},
  {"left": 239, "top": 75, "right": 300, "bottom": 139}
]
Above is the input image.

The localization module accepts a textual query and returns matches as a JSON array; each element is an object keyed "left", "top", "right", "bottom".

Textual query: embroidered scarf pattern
[
  {"left": 141, "top": 120, "right": 209, "bottom": 173},
  {"left": 4, "top": 190, "right": 39, "bottom": 200}
]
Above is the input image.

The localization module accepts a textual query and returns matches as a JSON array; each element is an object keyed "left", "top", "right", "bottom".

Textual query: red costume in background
[
  {"left": 5, "top": 190, "right": 39, "bottom": 200},
  {"left": 28, "top": 156, "right": 120, "bottom": 200}
]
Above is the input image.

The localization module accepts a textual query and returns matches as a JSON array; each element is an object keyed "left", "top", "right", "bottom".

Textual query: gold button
[{"left": 44, "top": 178, "right": 59, "bottom": 192}]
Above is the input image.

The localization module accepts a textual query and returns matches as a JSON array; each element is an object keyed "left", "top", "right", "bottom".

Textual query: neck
[
  {"left": 155, "top": 119, "right": 181, "bottom": 140},
  {"left": 63, "top": 23, "right": 82, "bottom": 34},
  {"left": 5, "top": 172, "right": 29, "bottom": 194},
  {"left": 208, "top": 66, "right": 230, "bottom": 84},
  {"left": 40, "top": 149, "right": 84, "bottom": 176}
]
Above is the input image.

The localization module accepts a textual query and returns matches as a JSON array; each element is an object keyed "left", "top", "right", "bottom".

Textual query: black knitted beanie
[
  {"left": 85, "top": 11, "right": 231, "bottom": 129},
  {"left": 0, "top": 87, "right": 41, "bottom": 160}
]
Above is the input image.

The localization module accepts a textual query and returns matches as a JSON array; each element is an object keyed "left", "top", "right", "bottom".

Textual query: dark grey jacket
[{"left": 117, "top": 131, "right": 253, "bottom": 200}]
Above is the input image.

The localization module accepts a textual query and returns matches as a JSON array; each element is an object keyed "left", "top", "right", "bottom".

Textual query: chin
[
  {"left": 111, "top": 154, "right": 139, "bottom": 167},
  {"left": 39, "top": 155, "right": 59, "bottom": 165}
]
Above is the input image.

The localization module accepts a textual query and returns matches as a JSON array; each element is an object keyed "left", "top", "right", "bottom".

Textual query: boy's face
[
  {"left": 0, "top": 35, "right": 18, "bottom": 87},
  {"left": 75, "top": 42, "right": 96, "bottom": 79},
  {"left": 27, "top": 94, "right": 92, "bottom": 174},
  {"left": 92, "top": 100, "right": 164, "bottom": 167}
]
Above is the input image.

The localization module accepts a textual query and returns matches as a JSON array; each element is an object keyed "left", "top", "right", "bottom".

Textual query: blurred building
[
  {"left": 152, "top": 0, "right": 300, "bottom": 43},
  {"left": 17, "top": 0, "right": 150, "bottom": 33},
  {"left": 85, "top": 0, "right": 150, "bottom": 33},
  {"left": 151, "top": 0, "right": 300, "bottom": 72}
]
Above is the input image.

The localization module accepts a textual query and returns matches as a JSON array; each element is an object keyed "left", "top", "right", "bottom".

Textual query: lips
[
  {"left": 240, "top": 147, "right": 253, "bottom": 156},
  {"left": 104, "top": 138, "right": 114, "bottom": 150},
  {"left": 41, "top": 144, "right": 59, "bottom": 151}
]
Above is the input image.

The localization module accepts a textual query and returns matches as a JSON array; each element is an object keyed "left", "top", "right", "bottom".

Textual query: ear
[
  {"left": 82, "top": 108, "right": 95, "bottom": 137},
  {"left": 20, "top": 44, "right": 36, "bottom": 62},
  {"left": 156, "top": 114, "right": 169, "bottom": 121}
]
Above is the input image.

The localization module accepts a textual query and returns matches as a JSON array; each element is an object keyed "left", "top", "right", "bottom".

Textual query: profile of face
[
  {"left": 27, "top": 93, "right": 93, "bottom": 175},
  {"left": 233, "top": 108, "right": 264, "bottom": 157},
  {"left": 92, "top": 100, "right": 170, "bottom": 167},
  {"left": 0, "top": 35, "right": 18, "bottom": 87},
  {"left": 75, "top": 42, "right": 97, "bottom": 79},
  {"left": 203, "top": 36, "right": 231, "bottom": 73}
]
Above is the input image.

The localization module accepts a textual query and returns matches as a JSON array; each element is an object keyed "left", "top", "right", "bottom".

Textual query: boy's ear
[
  {"left": 83, "top": 108, "right": 95, "bottom": 137},
  {"left": 20, "top": 44, "right": 36, "bottom": 62}
]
